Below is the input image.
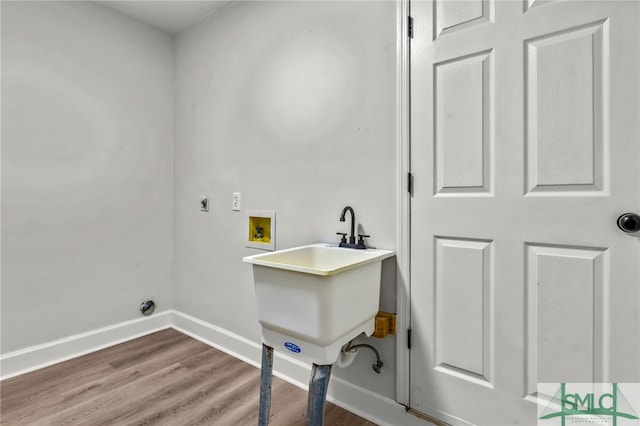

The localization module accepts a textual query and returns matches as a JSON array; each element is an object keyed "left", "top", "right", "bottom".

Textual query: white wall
[
  {"left": 1, "top": 0, "right": 400, "bottom": 403},
  {"left": 173, "top": 1, "right": 398, "bottom": 398},
  {"left": 1, "top": 1, "right": 174, "bottom": 353}
]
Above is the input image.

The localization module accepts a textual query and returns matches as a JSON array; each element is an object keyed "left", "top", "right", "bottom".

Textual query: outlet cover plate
[{"left": 200, "top": 195, "right": 209, "bottom": 212}]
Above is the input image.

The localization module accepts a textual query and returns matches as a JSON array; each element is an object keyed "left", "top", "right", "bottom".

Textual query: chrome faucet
[{"left": 337, "top": 206, "right": 369, "bottom": 249}]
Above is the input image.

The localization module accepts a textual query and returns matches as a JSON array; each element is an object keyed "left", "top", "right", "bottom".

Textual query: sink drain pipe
[{"left": 343, "top": 340, "right": 384, "bottom": 374}]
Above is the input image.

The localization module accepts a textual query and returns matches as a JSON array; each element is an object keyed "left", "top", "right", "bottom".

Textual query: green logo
[{"left": 539, "top": 383, "right": 639, "bottom": 426}]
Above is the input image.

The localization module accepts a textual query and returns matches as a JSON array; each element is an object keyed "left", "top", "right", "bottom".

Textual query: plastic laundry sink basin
[{"left": 243, "top": 243, "right": 394, "bottom": 365}]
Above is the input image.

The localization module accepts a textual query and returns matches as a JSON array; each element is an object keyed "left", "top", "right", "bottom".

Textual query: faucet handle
[
  {"left": 336, "top": 232, "right": 347, "bottom": 244},
  {"left": 357, "top": 234, "right": 370, "bottom": 246}
]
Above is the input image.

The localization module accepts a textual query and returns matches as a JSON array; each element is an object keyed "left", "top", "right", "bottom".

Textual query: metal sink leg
[
  {"left": 258, "top": 344, "right": 274, "bottom": 426},
  {"left": 306, "top": 364, "right": 333, "bottom": 426}
]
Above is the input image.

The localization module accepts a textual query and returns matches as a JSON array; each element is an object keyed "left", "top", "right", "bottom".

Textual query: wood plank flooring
[{"left": 0, "top": 329, "right": 377, "bottom": 425}]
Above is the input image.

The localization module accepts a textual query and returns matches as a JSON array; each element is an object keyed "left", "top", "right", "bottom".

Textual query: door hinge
[
  {"left": 408, "top": 16, "right": 414, "bottom": 39},
  {"left": 407, "top": 328, "right": 413, "bottom": 349},
  {"left": 408, "top": 172, "right": 414, "bottom": 194}
]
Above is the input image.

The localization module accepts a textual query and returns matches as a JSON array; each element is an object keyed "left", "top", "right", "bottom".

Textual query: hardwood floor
[{"left": 0, "top": 329, "right": 377, "bottom": 425}]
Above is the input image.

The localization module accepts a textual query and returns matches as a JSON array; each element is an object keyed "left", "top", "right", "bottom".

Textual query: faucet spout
[{"left": 339, "top": 206, "right": 356, "bottom": 245}]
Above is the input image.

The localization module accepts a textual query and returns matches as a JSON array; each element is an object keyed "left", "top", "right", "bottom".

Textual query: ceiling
[{"left": 98, "top": 1, "right": 233, "bottom": 34}]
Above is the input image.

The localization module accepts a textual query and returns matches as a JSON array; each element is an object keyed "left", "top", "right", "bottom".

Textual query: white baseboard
[
  {"left": 170, "top": 310, "right": 313, "bottom": 391},
  {"left": 0, "top": 310, "right": 172, "bottom": 381},
  {"left": 170, "top": 310, "right": 264, "bottom": 368},
  {"left": 1, "top": 309, "right": 432, "bottom": 426},
  {"left": 327, "top": 375, "right": 434, "bottom": 426},
  {"left": 171, "top": 310, "right": 432, "bottom": 426}
]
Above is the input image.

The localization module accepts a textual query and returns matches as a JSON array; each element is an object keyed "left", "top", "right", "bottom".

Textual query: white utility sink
[{"left": 243, "top": 243, "right": 394, "bottom": 365}]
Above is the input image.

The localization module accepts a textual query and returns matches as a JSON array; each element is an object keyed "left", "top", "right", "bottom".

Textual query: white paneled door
[{"left": 409, "top": 1, "right": 640, "bottom": 425}]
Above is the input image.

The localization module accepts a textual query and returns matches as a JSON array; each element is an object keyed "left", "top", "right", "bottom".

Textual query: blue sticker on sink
[{"left": 284, "top": 342, "right": 301, "bottom": 353}]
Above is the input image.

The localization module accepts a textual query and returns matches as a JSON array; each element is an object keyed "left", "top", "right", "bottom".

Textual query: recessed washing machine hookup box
[{"left": 246, "top": 210, "right": 276, "bottom": 251}]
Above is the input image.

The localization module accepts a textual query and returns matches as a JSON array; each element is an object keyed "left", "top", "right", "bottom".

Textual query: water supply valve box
[{"left": 246, "top": 210, "right": 276, "bottom": 251}]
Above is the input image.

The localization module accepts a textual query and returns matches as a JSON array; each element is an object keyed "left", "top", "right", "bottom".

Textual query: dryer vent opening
[{"left": 139, "top": 299, "right": 155, "bottom": 316}]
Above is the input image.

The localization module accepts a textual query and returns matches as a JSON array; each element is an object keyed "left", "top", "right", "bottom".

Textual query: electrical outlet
[
  {"left": 232, "top": 192, "right": 241, "bottom": 211},
  {"left": 200, "top": 195, "right": 209, "bottom": 212}
]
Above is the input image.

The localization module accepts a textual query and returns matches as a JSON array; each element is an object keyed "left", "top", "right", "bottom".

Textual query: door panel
[
  {"left": 525, "top": 21, "right": 607, "bottom": 193},
  {"left": 435, "top": 0, "right": 492, "bottom": 39},
  {"left": 409, "top": 1, "right": 640, "bottom": 425},
  {"left": 435, "top": 50, "right": 493, "bottom": 194},
  {"left": 525, "top": 244, "right": 609, "bottom": 392},
  {"left": 435, "top": 237, "right": 493, "bottom": 386}
]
